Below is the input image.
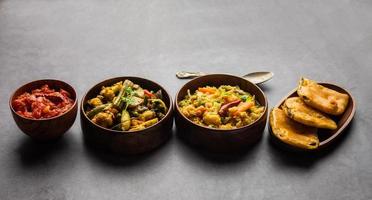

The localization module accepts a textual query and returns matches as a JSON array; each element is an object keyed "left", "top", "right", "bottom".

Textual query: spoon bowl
[{"left": 242, "top": 72, "right": 274, "bottom": 84}]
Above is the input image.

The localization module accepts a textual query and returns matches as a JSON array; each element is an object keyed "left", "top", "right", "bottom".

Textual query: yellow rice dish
[{"left": 179, "top": 85, "right": 264, "bottom": 129}]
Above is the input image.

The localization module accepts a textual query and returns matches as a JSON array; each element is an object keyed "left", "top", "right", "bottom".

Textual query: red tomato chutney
[{"left": 12, "top": 84, "right": 74, "bottom": 119}]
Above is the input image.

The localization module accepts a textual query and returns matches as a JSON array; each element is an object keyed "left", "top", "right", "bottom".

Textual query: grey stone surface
[{"left": 1, "top": 0, "right": 372, "bottom": 199}]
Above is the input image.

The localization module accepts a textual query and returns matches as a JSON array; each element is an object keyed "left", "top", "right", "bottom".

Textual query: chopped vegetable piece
[
  {"left": 233, "top": 102, "right": 254, "bottom": 116},
  {"left": 144, "top": 89, "right": 156, "bottom": 98},
  {"left": 86, "top": 103, "right": 112, "bottom": 119},
  {"left": 198, "top": 87, "right": 216, "bottom": 94},
  {"left": 121, "top": 110, "right": 131, "bottom": 131},
  {"left": 218, "top": 100, "right": 241, "bottom": 116}
]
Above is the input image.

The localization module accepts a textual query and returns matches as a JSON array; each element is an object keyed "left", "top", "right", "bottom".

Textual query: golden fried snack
[
  {"left": 282, "top": 97, "right": 337, "bottom": 130},
  {"left": 270, "top": 108, "right": 319, "bottom": 150},
  {"left": 297, "top": 78, "right": 349, "bottom": 115}
]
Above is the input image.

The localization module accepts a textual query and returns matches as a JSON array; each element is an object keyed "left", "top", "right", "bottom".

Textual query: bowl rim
[
  {"left": 270, "top": 82, "right": 356, "bottom": 151},
  {"left": 9, "top": 79, "right": 78, "bottom": 121},
  {"left": 175, "top": 73, "right": 268, "bottom": 132},
  {"left": 80, "top": 76, "right": 173, "bottom": 134}
]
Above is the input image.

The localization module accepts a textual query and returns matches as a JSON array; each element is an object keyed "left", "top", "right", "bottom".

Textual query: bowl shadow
[
  {"left": 16, "top": 132, "right": 71, "bottom": 167},
  {"left": 175, "top": 130, "right": 262, "bottom": 164},
  {"left": 82, "top": 131, "right": 173, "bottom": 167},
  {"left": 257, "top": 84, "right": 272, "bottom": 93}
]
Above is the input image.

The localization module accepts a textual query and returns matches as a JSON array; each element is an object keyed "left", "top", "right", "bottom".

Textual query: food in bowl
[
  {"left": 175, "top": 74, "right": 268, "bottom": 152},
  {"left": 85, "top": 79, "right": 168, "bottom": 131},
  {"left": 297, "top": 78, "right": 349, "bottom": 115},
  {"left": 9, "top": 79, "right": 78, "bottom": 141},
  {"left": 178, "top": 85, "right": 264, "bottom": 129},
  {"left": 12, "top": 84, "right": 74, "bottom": 119},
  {"left": 282, "top": 97, "right": 337, "bottom": 130},
  {"left": 270, "top": 77, "right": 352, "bottom": 150}
]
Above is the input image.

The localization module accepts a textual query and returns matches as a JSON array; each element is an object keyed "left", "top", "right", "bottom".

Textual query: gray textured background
[{"left": 1, "top": 0, "right": 372, "bottom": 199}]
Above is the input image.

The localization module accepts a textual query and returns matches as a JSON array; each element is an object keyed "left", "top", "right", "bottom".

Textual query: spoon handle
[{"left": 176, "top": 71, "right": 207, "bottom": 79}]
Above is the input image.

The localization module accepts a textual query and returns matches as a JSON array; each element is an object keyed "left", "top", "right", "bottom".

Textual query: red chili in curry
[{"left": 12, "top": 84, "right": 74, "bottom": 119}]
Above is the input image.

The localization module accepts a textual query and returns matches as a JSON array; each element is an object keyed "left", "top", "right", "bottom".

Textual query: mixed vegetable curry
[
  {"left": 85, "top": 80, "right": 168, "bottom": 131},
  {"left": 179, "top": 85, "right": 264, "bottom": 129}
]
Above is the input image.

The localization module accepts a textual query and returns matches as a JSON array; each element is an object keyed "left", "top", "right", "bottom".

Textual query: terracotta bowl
[
  {"left": 175, "top": 74, "right": 268, "bottom": 153},
  {"left": 268, "top": 83, "right": 356, "bottom": 152},
  {"left": 80, "top": 77, "right": 173, "bottom": 154},
  {"left": 9, "top": 79, "right": 78, "bottom": 141}
]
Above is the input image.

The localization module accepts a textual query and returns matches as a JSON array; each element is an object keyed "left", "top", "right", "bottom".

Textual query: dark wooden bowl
[
  {"left": 9, "top": 79, "right": 78, "bottom": 141},
  {"left": 268, "top": 83, "right": 356, "bottom": 152},
  {"left": 175, "top": 74, "right": 268, "bottom": 153},
  {"left": 80, "top": 77, "right": 173, "bottom": 154}
]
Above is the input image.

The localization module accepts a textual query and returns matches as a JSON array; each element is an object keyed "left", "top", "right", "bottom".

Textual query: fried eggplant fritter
[
  {"left": 282, "top": 97, "right": 337, "bottom": 130},
  {"left": 297, "top": 78, "right": 349, "bottom": 115},
  {"left": 270, "top": 108, "right": 319, "bottom": 150}
]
